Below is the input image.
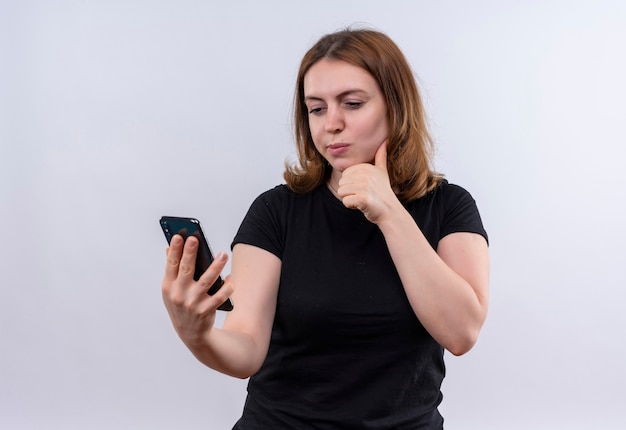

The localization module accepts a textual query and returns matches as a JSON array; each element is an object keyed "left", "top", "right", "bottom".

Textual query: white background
[{"left": 1, "top": 1, "right": 625, "bottom": 429}]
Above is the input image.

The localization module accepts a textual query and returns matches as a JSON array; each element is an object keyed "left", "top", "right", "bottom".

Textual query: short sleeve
[
  {"left": 231, "top": 186, "right": 287, "bottom": 259},
  {"left": 441, "top": 184, "right": 488, "bottom": 244}
]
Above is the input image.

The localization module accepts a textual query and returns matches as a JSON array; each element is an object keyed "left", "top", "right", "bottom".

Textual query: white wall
[{"left": 1, "top": 1, "right": 625, "bottom": 429}]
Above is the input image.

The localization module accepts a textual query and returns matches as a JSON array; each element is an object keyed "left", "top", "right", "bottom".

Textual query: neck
[{"left": 326, "top": 178, "right": 340, "bottom": 198}]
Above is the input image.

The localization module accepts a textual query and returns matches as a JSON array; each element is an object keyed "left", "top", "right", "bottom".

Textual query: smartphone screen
[{"left": 160, "top": 216, "right": 234, "bottom": 311}]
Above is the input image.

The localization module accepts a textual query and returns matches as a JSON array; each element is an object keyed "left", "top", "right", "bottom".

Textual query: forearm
[
  {"left": 184, "top": 327, "right": 266, "bottom": 379},
  {"left": 377, "top": 207, "right": 488, "bottom": 355}
]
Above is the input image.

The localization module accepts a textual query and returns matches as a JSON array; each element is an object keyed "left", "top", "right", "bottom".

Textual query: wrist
[{"left": 376, "top": 203, "right": 413, "bottom": 234}]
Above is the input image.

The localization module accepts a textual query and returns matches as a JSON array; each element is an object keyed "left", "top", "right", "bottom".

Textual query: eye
[
  {"left": 344, "top": 101, "right": 363, "bottom": 109},
  {"left": 307, "top": 106, "right": 325, "bottom": 115}
]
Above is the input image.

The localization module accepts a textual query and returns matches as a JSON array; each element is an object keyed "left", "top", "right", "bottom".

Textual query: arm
[
  {"left": 220, "top": 243, "right": 281, "bottom": 376},
  {"left": 162, "top": 236, "right": 280, "bottom": 378},
  {"left": 338, "top": 143, "right": 489, "bottom": 355},
  {"left": 377, "top": 213, "right": 489, "bottom": 355}
]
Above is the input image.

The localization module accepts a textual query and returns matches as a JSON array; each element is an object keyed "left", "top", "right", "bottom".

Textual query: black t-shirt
[{"left": 231, "top": 180, "right": 488, "bottom": 430}]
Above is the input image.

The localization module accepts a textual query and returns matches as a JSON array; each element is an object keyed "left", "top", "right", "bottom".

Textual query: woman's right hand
[{"left": 161, "top": 234, "right": 234, "bottom": 350}]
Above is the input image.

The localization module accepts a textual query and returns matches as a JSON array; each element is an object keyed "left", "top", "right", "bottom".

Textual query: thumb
[{"left": 374, "top": 140, "right": 388, "bottom": 171}]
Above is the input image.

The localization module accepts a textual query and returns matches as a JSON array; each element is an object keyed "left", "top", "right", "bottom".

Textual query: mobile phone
[{"left": 159, "top": 216, "right": 234, "bottom": 311}]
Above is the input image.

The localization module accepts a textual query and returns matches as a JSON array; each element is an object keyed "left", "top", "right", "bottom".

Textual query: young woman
[{"left": 162, "top": 28, "right": 489, "bottom": 429}]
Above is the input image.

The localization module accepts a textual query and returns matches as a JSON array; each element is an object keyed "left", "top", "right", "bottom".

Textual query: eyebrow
[{"left": 304, "top": 89, "right": 370, "bottom": 103}]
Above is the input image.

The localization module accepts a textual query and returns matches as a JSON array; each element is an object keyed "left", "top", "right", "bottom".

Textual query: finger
[
  {"left": 178, "top": 235, "right": 199, "bottom": 280},
  {"left": 201, "top": 275, "right": 235, "bottom": 314},
  {"left": 196, "top": 251, "right": 229, "bottom": 293},
  {"left": 341, "top": 194, "right": 363, "bottom": 212},
  {"left": 374, "top": 140, "right": 388, "bottom": 172},
  {"left": 163, "top": 234, "right": 184, "bottom": 281},
  {"left": 196, "top": 252, "right": 232, "bottom": 311}
]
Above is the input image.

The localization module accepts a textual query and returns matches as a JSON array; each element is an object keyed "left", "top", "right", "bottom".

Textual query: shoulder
[
  {"left": 233, "top": 185, "right": 293, "bottom": 257},
  {"left": 413, "top": 180, "right": 480, "bottom": 214},
  {"left": 245, "top": 183, "right": 326, "bottom": 223},
  {"left": 248, "top": 184, "right": 294, "bottom": 210},
  {"left": 427, "top": 179, "right": 475, "bottom": 202},
  {"left": 252, "top": 184, "right": 326, "bottom": 208},
  {"left": 406, "top": 179, "right": 475, "bottom": 209},
  {"left": 233, "top": 185, "right": 323, "bottom": 257},
  {"left": 407, "top": 179, "right": 488, "bottom": 244},
  {"left": 255, "top": 184, "right": 292, "bottom": 200}
]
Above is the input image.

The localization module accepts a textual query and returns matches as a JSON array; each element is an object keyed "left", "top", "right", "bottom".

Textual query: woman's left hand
[{"left": 337, "top": 141, "right": 401, "bottom": 224}]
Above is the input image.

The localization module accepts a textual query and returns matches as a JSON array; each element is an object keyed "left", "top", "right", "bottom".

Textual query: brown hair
[{"left": 283, "top": 28, "right": 443, "bottom": 202}]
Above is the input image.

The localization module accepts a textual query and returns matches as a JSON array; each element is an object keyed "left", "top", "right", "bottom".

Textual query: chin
[
  {"left": 330, "top": 157, "right": 362, "bottom": 170},
  {"left": 329, "top": 163, "right": 350, "bottom": 173}
]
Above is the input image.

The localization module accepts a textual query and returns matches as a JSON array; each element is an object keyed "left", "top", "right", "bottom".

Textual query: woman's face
[{"left": 303, "top": 59, "right": 389, "bottom": 174}]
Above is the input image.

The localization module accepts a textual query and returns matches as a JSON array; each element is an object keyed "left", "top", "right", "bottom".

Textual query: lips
[{"left": 327, "top": 143, "right": 349, "bottom": 156}]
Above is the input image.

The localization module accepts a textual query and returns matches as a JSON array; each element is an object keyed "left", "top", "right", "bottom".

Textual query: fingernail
[{"left": 217, "top": 252, "right": 227, "bottom": 262}]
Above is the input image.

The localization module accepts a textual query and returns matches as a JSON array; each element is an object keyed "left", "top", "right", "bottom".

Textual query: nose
[{"left": 324, "top": 105, "right": 344, "bottom": 133}]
